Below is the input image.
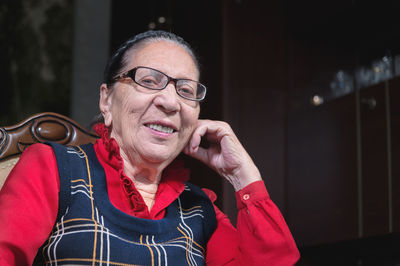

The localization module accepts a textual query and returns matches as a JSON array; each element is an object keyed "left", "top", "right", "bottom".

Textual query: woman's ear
[{"left": 99, "top": 83, "right": 113, "bottom": 127}]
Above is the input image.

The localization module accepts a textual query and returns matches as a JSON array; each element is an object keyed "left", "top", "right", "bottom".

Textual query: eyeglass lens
[{"left": 133, "top": 67, "right": 206, "bottom": 101}]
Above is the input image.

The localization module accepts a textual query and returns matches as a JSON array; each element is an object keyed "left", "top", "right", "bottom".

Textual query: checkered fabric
[{"left": 33, "top": 143, "right": 216, "bottom": 266}]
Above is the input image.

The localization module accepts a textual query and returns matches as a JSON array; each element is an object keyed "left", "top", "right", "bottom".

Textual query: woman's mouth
[{"left": 145, "top": 123, "right": 175, "bottom": 134}]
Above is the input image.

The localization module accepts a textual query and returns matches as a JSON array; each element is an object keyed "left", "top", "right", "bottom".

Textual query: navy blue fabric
[{"left": 33, "top": 143, "right": 216, "bottom": 265}]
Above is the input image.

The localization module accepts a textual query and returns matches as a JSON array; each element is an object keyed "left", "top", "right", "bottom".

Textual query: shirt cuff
[{"left": 235, "top": 180, "right": 269, "bottom": 210}]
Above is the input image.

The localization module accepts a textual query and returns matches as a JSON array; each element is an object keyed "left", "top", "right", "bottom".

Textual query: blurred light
[
  {"left": 158, "top": 16, "right": 166, "bottom": 24},
  {"left": 373, "top": 66, "right": 381, "bottom": 73},
  {"left": 311, "top": 95, "right": 324, "bottom": 106}
]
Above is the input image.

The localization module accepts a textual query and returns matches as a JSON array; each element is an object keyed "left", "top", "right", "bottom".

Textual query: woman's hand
[{"left": 184, "top": 119, "right": 262, "bottom": 191}]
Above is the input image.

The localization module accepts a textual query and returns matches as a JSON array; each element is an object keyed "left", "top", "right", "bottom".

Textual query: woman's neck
[
  {"left": 131, "top": 178, "right": 159, "bottom": 211},
  {"left": 120, "top": 151, "right": 166, "bottom": 211}
]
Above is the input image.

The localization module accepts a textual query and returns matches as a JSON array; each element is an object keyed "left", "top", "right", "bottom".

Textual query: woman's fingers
[
  {"left": 186, "top": 119, "right": 238, "bottom": 168},
  {"left": 189, "top": 120, "right": 231, "bottom": 150},
  {"left": 188, "top": 122, "right": 208, "bottom": 153},
  {"left": 184, "top": 145, "right": 209, "bottom": 165},
  {"left": 185, "top": 119, "right": 263, "bottom": 191}
]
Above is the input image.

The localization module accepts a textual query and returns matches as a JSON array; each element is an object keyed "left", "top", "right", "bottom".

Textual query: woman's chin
[
  {"left": 133, "top": 141, "right": 185, "bottom": 166},
  {"left": 141, "top": 149, "right": 179, "bottom": 165}
]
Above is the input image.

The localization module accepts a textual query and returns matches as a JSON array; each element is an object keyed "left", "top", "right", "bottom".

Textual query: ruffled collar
[
  {"left": 92, "top": 123, "right": 190, "bottom": 217},
  {"left": 93, "top": 123, "right": 190, "bottom": 184}
]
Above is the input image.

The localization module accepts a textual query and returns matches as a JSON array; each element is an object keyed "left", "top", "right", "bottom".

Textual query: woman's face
[{"left": 100, "top": 41, "right": 200, "bottom": 166}]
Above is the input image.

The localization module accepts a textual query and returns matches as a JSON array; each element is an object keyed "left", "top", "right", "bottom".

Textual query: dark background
[{"left": 2, "top": 0, "right": 400, "bottom": 265}]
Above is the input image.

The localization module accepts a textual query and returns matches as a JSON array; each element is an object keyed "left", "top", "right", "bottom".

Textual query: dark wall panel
[
  {"left": 390, "top": 78, "right": 400, "bottom": 233},
  {"left": 287, "top": 94, "right": 358, "bottom": 246},
  {"left": 360, "top": 83, "right": 390, "bottom": 237}
]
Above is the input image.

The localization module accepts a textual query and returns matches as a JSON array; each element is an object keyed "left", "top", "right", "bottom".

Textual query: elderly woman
[{"left": 0, "top": 31, "right": 299, "bottom": 265}]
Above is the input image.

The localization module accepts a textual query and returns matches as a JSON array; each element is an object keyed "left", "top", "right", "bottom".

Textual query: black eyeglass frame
[{"left": 112, "top": 66, "right": 207, "bottom": 102}]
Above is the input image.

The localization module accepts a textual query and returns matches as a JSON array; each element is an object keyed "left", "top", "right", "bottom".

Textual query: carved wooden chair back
[{"left": 0, "top": 112, "right": 98, "bottom": 189}]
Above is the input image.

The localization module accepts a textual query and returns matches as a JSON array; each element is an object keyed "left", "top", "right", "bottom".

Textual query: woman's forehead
[{"left": 124, "top": 41, "right": 199, "bottom": 79}]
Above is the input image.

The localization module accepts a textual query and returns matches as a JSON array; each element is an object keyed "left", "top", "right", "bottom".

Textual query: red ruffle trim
[
  {"left": 94, "top": 124, "right": 143, "bottom": 210},
  {"left": 93, "top": 123, "right": 190, "bottom": 215},
  {"left": 93, "top": 123, "right": 190, "bottom": 180},
  {"left": 93, "top": 123, "right": 122, "bottom": 166}
]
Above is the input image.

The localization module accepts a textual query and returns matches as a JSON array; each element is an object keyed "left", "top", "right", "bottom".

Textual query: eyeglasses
[{"left": 112, "top": 66, "right": 207, "bottom": 101}]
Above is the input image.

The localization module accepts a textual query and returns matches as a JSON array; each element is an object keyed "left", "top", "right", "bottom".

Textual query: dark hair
[{"left": 103, "top": 30, "right": 200, "bottom": 85}]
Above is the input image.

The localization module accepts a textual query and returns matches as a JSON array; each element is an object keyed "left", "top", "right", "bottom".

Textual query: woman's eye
[
  {"left": 178, "top": 86, "right": 195, "bottom": 96},
  {"left": 139, "top": 77, "right": 159, "bottom": 87},
  {"left": 142, "top": 78, "right": 156, "bottom": 84}
]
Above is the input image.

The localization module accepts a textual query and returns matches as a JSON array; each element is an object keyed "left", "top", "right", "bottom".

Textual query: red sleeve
[
  {"left": 0, "top": 144, "right": 59, "bottom": 265},
  {"left": 203, "top": 181, "right": 300, "bottom": 266}
]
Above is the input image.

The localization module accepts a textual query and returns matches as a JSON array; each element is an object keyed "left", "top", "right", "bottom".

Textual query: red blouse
[{"left": 0, "top": 125, "right": 299, "bottom": 265}]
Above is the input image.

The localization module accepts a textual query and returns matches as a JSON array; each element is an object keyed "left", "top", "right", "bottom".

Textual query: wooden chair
[{"left": 0, "top": 112, "right": 98, "bottom": 189}]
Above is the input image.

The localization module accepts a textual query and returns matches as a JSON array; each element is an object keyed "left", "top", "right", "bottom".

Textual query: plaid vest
[{"left": 33, "top": 143, "right": 216, "bottom": 266}]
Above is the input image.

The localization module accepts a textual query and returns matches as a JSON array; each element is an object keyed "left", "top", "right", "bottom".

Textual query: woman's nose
[{"left": 153, "top": 83, "right": 181, "bottom": 113}]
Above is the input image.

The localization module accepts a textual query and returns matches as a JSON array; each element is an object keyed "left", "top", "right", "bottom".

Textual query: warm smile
[{"left": 145, "top": 123, "right": 177, "bottom": 134}]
